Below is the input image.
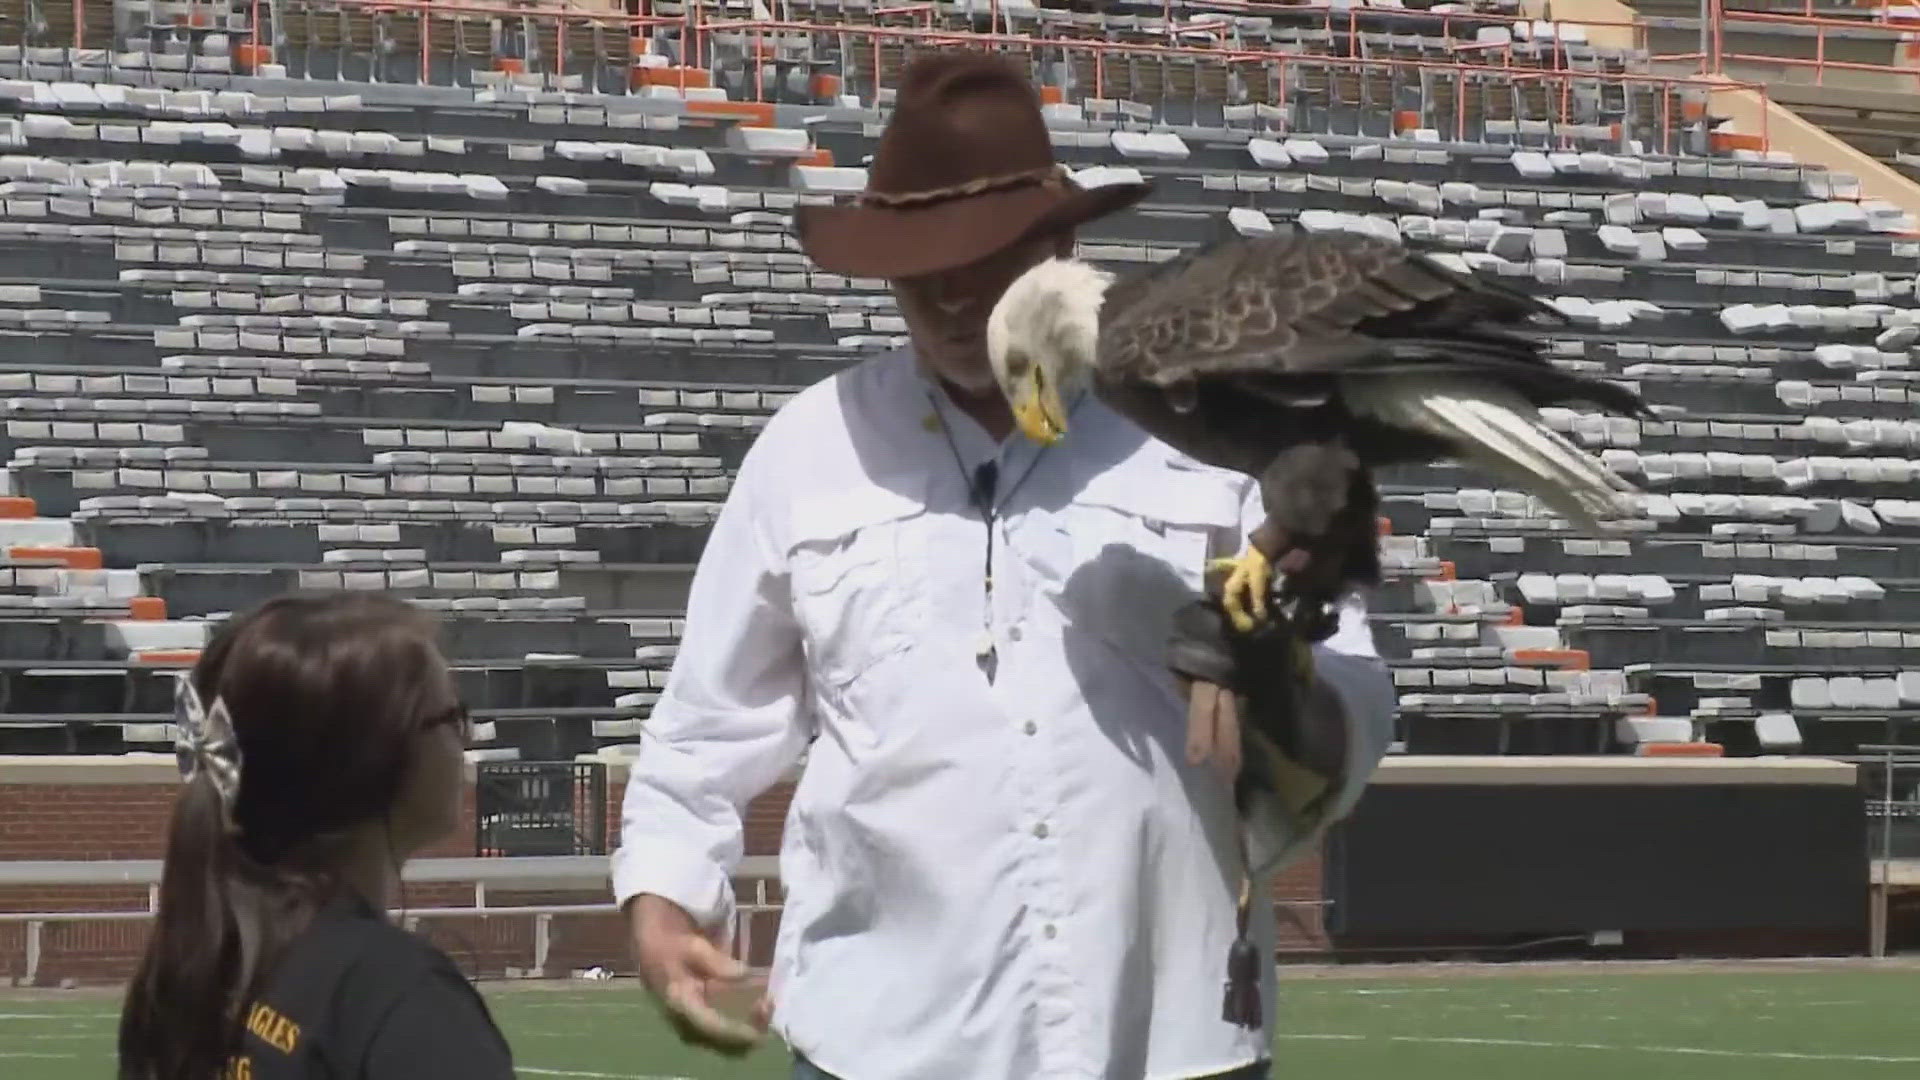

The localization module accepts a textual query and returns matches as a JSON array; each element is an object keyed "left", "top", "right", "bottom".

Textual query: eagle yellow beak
[{"left": 1012, "top": 367, "right": 1068, "bottom": 446}]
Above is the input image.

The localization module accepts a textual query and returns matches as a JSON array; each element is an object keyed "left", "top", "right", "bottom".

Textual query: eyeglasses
[{"left": 423, "top": 702, "right": 474, "bottom": 744}]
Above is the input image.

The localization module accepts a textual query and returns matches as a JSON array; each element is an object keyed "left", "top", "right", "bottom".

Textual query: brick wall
[
  {"left": 0, "top": 761, "right": 1324, "bottom": 985},
  {"left": 0, "top": 781, "right": 178, "bottom": 861},
  {"left": 1271, "top": 851, "right": 1332, "bottom": 952},
  {"left": 0, "top": 761, "right": 829, "bottom": 984}
]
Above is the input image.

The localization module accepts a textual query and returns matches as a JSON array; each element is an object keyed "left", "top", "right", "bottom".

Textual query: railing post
[
  {"left": 1697, "top": 0, "right": 1709, "bottom": 76},
  {"left": 688, "top": 3, "right": 700, "bottom": 72},
  {"left": 1874, "top": 746, "right": 1894, "bottom": 958},
  {"left": 1711, "top": 0, "right": 1724, "bottom": 76},
  {"left": 26, "top": 919, "right": 42, "bottom": 986},
  {"left": 1277, "top": 54, "right": 1288, "bottom": 130},
  {"left": 1454, "top": 66, "right": 1465, "bottom": 143},
  {"left": 740, "top": 889, "right": 754, "bottom": 967},
  {"left": 1660, "top": 78, "right": 1671, "bottom": 157},
  {"left": 1558, "top": 74, "right": 1570, "bottom": 149}
]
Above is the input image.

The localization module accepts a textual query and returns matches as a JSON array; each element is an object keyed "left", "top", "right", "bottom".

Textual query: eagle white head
[{"left": 986, "top": 257, "right": 1115, "bottom": 446}]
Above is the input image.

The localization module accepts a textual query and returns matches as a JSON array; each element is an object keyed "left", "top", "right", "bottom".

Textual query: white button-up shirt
[{"left": 612, "top": 349, "right": 1395, "bottom": 1080}]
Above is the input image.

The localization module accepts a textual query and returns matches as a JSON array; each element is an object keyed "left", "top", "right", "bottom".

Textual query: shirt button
[
  {"left": 1044, "top": 924, "right": 1058, "bottom": 940},
  {"left": 1033, "top": 822, "right": 1050, "bottom": 839},
  {"left": 1023, "top": 720, "right": 1037, "bottom": 736},
  {"left": 1009, "top": 623, "right": 1023, "bottom": 642}
]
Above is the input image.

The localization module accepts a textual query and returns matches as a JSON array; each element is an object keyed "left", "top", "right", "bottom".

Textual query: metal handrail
[
  {"left": 243, "top": 0, "right": 686, "bottom": 83},
  {"left": 0, "top": 896, "right": 739, "bottom": 981},
  {"left": 42, "top": 0, "right": 1920, "bottom": 95},
  {"left": 17, "top": 0, "right": 1809, "bottom": 136},
  {"left": 0, "top": 854, "right": 781, "bottom": 886},
  {"left": 680, "top": 16, "right": 1764, "bottom": 152},
  {"left": 0, "top": 854, "right": 784, "bottom": 982},
  {"left": 1705, "top": 0, "right": 1920, "bottom": 89},
  {"left": 690, "top": 17, "right": 1762, "bottom": 90},
  {"left": 1189, "top": 0, "right": 1654, "bottom": 63}
]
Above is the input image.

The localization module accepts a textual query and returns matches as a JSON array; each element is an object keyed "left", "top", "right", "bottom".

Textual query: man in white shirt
[{"left": 613, "top": 52, "right": 1397, "bottom": 1080}]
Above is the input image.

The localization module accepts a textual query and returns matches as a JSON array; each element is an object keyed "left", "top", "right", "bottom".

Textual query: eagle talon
[{"left": 1207, "top": 547, "right": 1273, "bottom": 635}]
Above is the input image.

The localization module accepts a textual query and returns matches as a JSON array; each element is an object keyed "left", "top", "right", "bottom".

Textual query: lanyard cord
[{"left": 925, "top": 388, "right": 1052, "bottom": 667}]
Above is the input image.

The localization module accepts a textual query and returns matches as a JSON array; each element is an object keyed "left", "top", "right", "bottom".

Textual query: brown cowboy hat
[{"left": 794, "top": 52, "right": 1152, "bottom": 280}]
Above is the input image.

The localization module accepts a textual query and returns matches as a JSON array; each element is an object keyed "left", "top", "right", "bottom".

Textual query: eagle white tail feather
[{"left": 1345, "top": 378, "right": 1637, "bottom": 529}]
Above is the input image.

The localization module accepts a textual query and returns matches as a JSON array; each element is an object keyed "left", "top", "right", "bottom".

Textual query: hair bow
[{"left": 174, "top": 673, "right": 243, "bottom": 833}]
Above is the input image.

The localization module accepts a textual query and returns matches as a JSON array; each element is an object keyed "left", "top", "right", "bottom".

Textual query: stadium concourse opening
[{"left": 4, "top": 0, "right": 1920, "bottom": 1052}]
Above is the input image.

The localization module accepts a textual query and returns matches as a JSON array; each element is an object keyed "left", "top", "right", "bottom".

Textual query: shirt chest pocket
[
  {"left": 786, "top": 488, "right": 930, "bottom": 689},
  {"left": 1063, "top": 472, "right": 1247, "bottom": 664}
]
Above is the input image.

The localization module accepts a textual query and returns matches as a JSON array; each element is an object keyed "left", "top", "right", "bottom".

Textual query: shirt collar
[
  {"left": 913, "top": 360, "right": 1090, "bottom": 474},
  {"left": 922, "top": 377, "right": 1000, "bottom": 471}
]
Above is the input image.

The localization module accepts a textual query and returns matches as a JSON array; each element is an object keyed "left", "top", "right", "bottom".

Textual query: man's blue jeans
[{"left": 793, "top": 1054, "right": 1272, "bottom": 1079}]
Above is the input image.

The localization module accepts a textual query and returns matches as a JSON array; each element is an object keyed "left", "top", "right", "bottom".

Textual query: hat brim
[{"left": 794, "top": 180, "right": 1152, "bottom": 280}]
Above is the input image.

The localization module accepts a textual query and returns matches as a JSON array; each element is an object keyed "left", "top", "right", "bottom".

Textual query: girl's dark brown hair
[{"left": 118, "top": 591, "right": 447, "bottom": 1080}]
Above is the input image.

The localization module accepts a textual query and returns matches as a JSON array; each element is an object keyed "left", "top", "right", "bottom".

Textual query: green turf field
[{"left": 7, "top": 963, "right": 1920, "bottom": 1079}]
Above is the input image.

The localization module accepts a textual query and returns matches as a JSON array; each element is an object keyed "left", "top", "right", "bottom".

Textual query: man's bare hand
[
  {"left": 629, "top": 894, "right": 769, "bottom": 1056},
  {"left": 1179, "top": 676, "right": 1243, "bottom": 784}
]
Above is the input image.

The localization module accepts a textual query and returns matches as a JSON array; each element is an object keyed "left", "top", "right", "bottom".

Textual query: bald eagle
[{"left": 985, "top": 231, "right": 1650, "bottom": 640}]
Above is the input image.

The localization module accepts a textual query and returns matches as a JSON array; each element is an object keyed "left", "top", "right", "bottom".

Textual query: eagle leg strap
[{"left": 1222, "top": 833, "right": 1262, "bottom": 1029}]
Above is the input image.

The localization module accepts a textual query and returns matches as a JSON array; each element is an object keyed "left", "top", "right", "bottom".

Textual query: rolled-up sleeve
[
  {"left": 609, "top": 440, "right": 810, "bottom": 933},
  {"left": 1236, "top": 481, "right": 1397, "bottom": 873}
]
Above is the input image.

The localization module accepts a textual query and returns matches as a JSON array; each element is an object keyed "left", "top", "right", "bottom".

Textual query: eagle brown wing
[
  {"left": 1092, "top": 232, "right": 1637, "bottom": 420},
  {"left": 1095, "top": 233, "right": 1471, "bottom": 389}
]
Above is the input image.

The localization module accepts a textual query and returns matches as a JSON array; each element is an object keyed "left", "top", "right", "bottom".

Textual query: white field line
[
  {"left": 501, "top": 1001, "right": 650, "bottom": 1010},
  {"left": 1278, "top": 1033, "right": 1920, "bottom": 1063},
  {"left": 518, "top": 1060, "right": 698, "bottom": 1068}
]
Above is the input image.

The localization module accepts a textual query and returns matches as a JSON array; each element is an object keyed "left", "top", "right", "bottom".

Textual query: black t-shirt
[{"left": 222, "top": 894, "right": 515, "bottom": 1080}]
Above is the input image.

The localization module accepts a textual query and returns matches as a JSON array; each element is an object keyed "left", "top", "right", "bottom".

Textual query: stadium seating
[{"left": 0, "top": 0, "right": 1917, "bottom": 765}]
